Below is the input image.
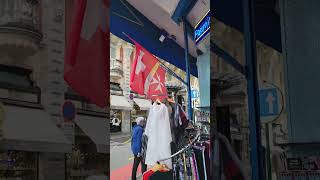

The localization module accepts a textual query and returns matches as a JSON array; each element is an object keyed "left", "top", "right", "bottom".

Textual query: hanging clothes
[
  {"left": 170, "top": 103, "right": 189, "bottom": 151},
  {"left": 190, "top": 155, "right": 199, "bottom": 180},
  {"left": 142, "top": 164, "right": 172, "bottom": 180},
  {"left": 145, "top": 103, "right": 172, "bottom": 169},
  {"left": 149, "top": 170, "right": 173, "bottom": 180},
  {"left": 193, "top": 147, "right": 207, "bottom": 180},
  {"left": 201, "top": 147, "right": 208, "bottom": 180},
  {"left": 141, "top": 134, "right": 148, "bottom": 163},
  {"left": 166, "top": 103, "right": 176, "bottom": 143}
]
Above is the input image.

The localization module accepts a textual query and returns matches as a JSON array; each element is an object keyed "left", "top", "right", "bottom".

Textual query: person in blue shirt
[{"left": 131, "top": 117, "right": 147, "bottom": 180}]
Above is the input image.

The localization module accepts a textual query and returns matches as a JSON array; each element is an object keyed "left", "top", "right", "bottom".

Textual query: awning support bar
[
  {"left": 210, "top": 41, "right": 246, "bottom": 75},
  {"left": 122, "top": 32, "right": 188, "bottom": 87}
]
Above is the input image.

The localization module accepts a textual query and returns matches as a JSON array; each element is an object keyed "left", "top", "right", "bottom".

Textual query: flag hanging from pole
[
  {"left": 65, "top": 0, "right": 109, "bottom": 108},
  {"left": 129, "top": 37, "right": 168, "bottom": 101}
]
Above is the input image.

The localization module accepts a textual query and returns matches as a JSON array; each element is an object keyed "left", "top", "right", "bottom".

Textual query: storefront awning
[
  {"left": 3, "top": 105, "right": 71, "bottom": 153},
  {"left": 110, "top": 95, "right": 132, "bottom": 110},
  {"left": 133, "top": 98, "right": 152, "bottom": 111},
  {"left": 75, "top": 115, "right": 109, "bottom": 153},
  {"left": 213, "top": 0, "right": 282, "bottom": 52},
  {"left": 110, "top": 0, "right": 198, "bottom": 76}
]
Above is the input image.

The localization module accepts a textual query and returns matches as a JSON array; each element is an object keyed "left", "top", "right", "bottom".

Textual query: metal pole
[
  {"left": 182, "top": 18, "right": 193, "bottom": 121},
  {"left": 265, "top": 123, "right": 272, "bottom": 180},
  {"left": 242, "top": 0, "right": 264, "bottom": 179},
  {"left": 160, "top": 64, "right": 187, "bottom": 85}
]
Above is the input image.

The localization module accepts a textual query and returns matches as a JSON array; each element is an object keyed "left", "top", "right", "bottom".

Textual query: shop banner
[
  {"left": 277, "top": 154, "right": 320, "bottom": 179},
  {"left": 195, "top": 110, "right": 210, "bottom": 122}
]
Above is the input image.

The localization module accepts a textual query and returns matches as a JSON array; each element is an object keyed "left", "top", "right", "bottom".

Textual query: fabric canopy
[
  {"left": 110, "top": 0, "right": 198, "bottom": 76},
  {"left": 133, "top": 98, "right": 152, "bottom": 110},
  {"left": 110, "top": 95, "right": 132, "bottom": 110},
  {"left": 75, "top": 115, "right": 109, "bottom": 153},
  {"left": 3, "top": 105, "right": 71, "bottom": 153}
]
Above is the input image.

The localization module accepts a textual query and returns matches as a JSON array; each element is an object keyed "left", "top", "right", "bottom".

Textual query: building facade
[
  {"left": 212, "top": 18, "right": 287, "bottom": 177},
  {"left": 0, "top": 0, "right": 108, "bottom": 179},
  {"left": 110, "top": 34, "right": 199, "bottom": 133}
]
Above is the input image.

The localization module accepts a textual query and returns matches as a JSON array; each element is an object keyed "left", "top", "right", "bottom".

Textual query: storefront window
[
  {"left": 131, "top": 103, "right": 148, "bottom": 127},
  {"left": 110, "top": 110, "right": 122, "bottom": 132},
  {"left": 66, "top": 147, "right": 109, "bottom": 180},
  {"left": 0, "top": 151, "right": 38, "bottom": 180}
]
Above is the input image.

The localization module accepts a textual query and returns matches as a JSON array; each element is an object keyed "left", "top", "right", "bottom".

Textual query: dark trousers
[{"left": 132, "top": 155, "right": 147, "bottom": 180}]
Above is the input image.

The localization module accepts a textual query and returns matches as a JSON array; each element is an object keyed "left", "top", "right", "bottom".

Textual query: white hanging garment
[{"left": 144, "top": 103, "right": 172, "bottom": 169}]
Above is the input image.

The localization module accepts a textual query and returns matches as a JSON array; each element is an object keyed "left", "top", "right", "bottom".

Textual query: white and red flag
[
  {"left": 129, "top": 38, "right": 168, "bottom": 101},
  {"left": 65, "top": 0, "right": 109, "bottom": 107}
]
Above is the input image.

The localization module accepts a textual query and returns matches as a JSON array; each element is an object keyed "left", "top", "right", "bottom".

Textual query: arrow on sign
[{"left": 266, "top": 92, "right": 275, "bottom": 114}]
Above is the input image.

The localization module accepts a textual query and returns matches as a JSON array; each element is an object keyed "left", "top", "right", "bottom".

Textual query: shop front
[
  {"left": 110, "top": 95, "right": 132, "bottom": 133},
  {"left": 66, "top": 114, "right": 108, "bottom": 179},
  {"left": 131, "top": 97, "right": 151, "bottom": 127},
  {"left": 1, "top": 104, "right": 72, "bottom": 180},
  {"left": 195, "top": 10, "right": 211, "bottom": 113}
]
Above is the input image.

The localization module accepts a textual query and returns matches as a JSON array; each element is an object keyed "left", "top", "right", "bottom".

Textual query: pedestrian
[{"left": 131, "top": 117, "right": 147, "bottom": 180}]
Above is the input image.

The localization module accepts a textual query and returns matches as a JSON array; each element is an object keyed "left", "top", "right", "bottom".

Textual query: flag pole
[{"left": 122, "top": 32, "right": 187, "bottom": 86}]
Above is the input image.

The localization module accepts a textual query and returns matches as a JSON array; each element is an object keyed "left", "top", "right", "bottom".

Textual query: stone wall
[{"left": 212, "top": 18, "right": 288, "bottom": 176}]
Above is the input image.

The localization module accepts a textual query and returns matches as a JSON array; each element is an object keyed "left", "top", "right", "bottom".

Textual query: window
[
  {"left": 110, "top": 46, "right": 117, "bottom": 59},
  {"left": 0, "top": 65, "right": 33, "bottom": 88}
]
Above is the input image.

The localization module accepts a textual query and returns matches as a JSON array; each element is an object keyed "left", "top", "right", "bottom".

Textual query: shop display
[
  {"left": 144, "top": 102, "right": 172, "bottom": 169},
  {"left": 0, "top": 151, "right": 37, "bottom": 180},
  {"left": 142, "top": 99, "right": 211, "bottom": 180}
]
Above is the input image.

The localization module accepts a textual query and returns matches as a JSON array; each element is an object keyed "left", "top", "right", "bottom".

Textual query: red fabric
[
  {"left": 142, "top": 169, "right": 169, "bottom": 180},
  {"left": 179, "top": 106, "right": 188, "bottom": 128},
  {"left": 129, "top": 38, "right": 168, "bottom": 101},
  {"left": 65, "top": 0, "right": 109, "bottom": 108},
  {"left": 142, "top": 170, "right": 154, "bottom": 180}
]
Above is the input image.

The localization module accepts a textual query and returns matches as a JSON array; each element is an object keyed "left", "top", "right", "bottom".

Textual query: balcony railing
[
  {"left": 110, "top": 58, "right": 123, "bottom": 78},
  {"left": 0, "top": 0, "right": 41, "bottom": 30},
  {"left": 0, "top": 0, "right": 42, "bottom": 57}
]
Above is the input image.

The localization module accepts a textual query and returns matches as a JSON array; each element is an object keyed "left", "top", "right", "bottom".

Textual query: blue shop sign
[{"left": 195, "top": 11, "right": 210, "bottom": 44}]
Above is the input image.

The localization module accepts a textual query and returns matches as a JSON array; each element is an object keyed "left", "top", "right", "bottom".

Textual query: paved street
[{"left": 110, "top": 133, "right": 142, "bottom": 180}]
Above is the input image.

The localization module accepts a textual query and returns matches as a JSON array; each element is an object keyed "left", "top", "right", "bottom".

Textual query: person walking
[{"left": 131, "top": 117, "right": 147, "bottom": 180}]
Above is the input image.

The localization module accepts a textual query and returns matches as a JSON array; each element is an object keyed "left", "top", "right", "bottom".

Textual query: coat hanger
[
  {"left": 167, "top": 98, "right": 175, "bottom": 103},
  {"left": 155, "top": 98, "right": 161, "bottom": 105}
]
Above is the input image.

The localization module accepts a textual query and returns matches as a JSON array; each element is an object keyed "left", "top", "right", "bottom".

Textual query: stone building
[
  {"left": 212, "top": 18, "right": 288, "bottom": 177},
  {"left": 0, "top": 0, "right": 108, "bottom": 179},
  {"left": 110, "top": 34, "right": 199, "bottom": 133}
]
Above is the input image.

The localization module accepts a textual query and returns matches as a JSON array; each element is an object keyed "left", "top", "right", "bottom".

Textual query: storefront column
[
  {"left": 122, "top": 110, "right": 131, "bottom": 133},
  {"left": 197, "top": 50, "right": 210, "bottom": 110},
  {"left": 38, "top": 152, "right": 66, "bottom": 180}
]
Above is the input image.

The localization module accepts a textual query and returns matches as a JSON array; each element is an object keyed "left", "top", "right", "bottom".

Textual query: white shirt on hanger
[{"left": 144, "top": 103, "right": 172, "bottom": 169}]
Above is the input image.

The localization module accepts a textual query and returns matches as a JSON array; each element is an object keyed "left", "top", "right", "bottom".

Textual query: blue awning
[
  {"left": 110, "top": 0, "right": 198, "bottom": 76},
  {"left": 213, "top": 0, "right": 282, "bottom": 52}
]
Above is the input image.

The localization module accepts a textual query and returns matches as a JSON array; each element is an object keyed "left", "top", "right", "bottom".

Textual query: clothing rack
[{"left": 157, "top": 133, "right": 201, "bottom": 163}]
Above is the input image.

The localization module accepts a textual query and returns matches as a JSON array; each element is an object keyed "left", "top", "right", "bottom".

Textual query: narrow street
[{"left": 110, "top": 133, "right": 142, "bottom": 180}]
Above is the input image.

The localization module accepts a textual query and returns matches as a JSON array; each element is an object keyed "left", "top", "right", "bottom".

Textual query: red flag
[
  {"left": 129, "top": 38, "right": 168, "bottom": 101},
  {"left": 65, "top": 0, "right": 109, "bottom": 107}
]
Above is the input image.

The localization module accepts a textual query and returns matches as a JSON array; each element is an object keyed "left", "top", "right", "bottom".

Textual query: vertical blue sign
[
  {"left": 195, "top": 11, "right": 210, "bottom": 44},
  {"left": 191, "top": 89, "right": 199, "bottom": 99}
]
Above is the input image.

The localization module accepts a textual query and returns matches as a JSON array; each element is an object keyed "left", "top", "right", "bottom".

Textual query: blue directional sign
[
  {"left": 259, "top": 88, "right": 279, "bottom": 117},
  {"left": 191, "top": 89, "right": 199, "bottom": 99}
]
